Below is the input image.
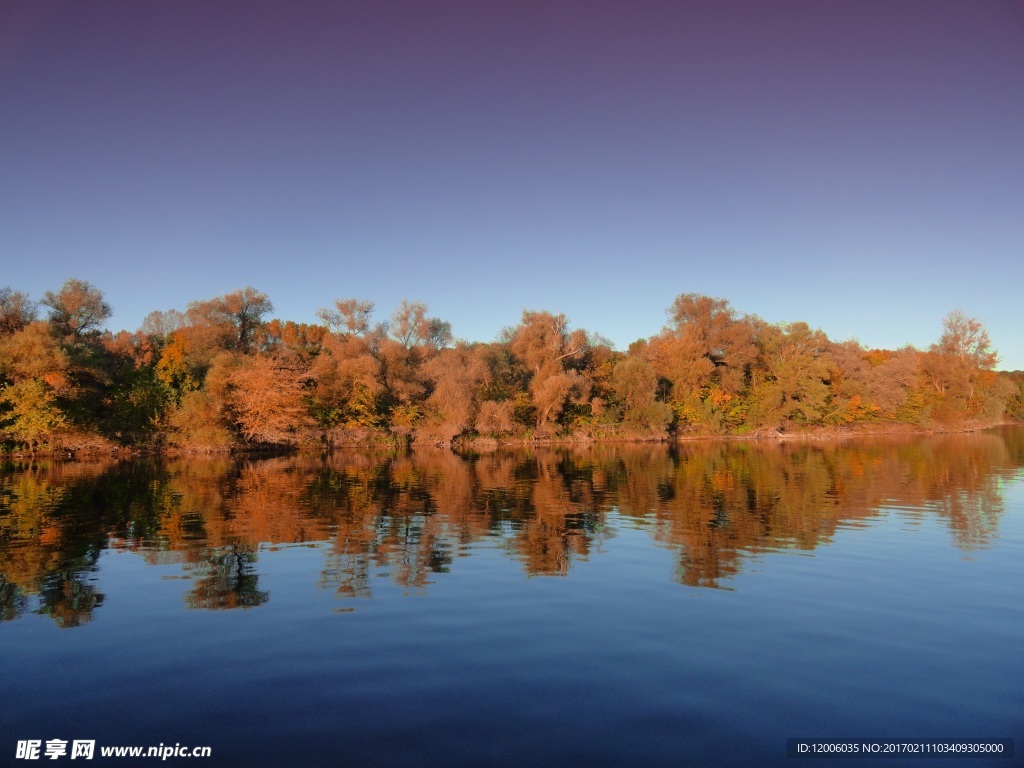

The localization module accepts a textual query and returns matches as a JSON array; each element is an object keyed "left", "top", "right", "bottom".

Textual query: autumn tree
[
  {"left": 365, "top": 300, "right": 451, "bottom": 434},
  {"left": 0, "top": 322, "right": 74, "bottom": 449},
  {"left": 1001, "top": 371, "right": 1024, "bottom": 422},
  {"left": 317, "top": 298, "right": 375, "bottom": 338},
  {"left": 169, "top": 342, "right": 319, "bottom": 449},
  {"left": 416, "top": 344, "right": 488, "bottom": 445},
  {"left": 506, "top": 310, "right": 591, "bottom": 431},
  {"left": 659, "top": 293, "right": 756, "bottom": 393},
  {"left": 508, "top": 310, "right": 582, "bottom": 374},
  {"left": 140, "top": 309, "right": 186, "bottom": 341},
  {"left": 747, "top": 321, "right": 832, "bottom": 430},
  {"left": 0, "top": 321, "right": 71, "bottom": 387},
  {"left": 0, "top": 288, "right": 37, "bottom": 335},
  {"left": 611, "top": 357, "right": 672, "bottom": 434},
  {"left": 426, "top": 318, "right": 454, "bottom": 351},
  {"left": 564, "top": 334, "right": 618, "bottom": 432},
  {"left": 155, "top": 329, "right": 204, "bottom": 397},
  {"left": 375, "top": 337, "right": 427, "bottom": 424},
  {"left": 259, "top": 319, "right": 326, "bottom": 363},
  {"left": 167, "top": 388, "right": 235, "bottom": 449},
  {"left": 824, "top": 341, "right": 921, "bottom": 425},
  {"left": 921, "top": 311, "right": 1007, "bottom": 422},
  {"left": 0, "top": 379, "right": 68, "bottom": 449},
  {"left": 224, "top": 355, "right": 315, "bottom": 446},
  {"left": 186, "top": 287, "right": 273, "bottom": 354},
  {"left": 474, "top": 343, "right": 524, "bottom": 391},
  {"left": 154, "top": 288, "right": 275, "bottom": 406},
  {"left": 41, "top": 279, "right": 112, "bottom": 339},
  {"left": 531, "top": 367, "right": 592, "bottom": 432},
  {"left": 165, "top": 352, "right": 240, "bottom": 449},
  {"left": 389, "top": 299, "right": 452, "bottom": 351},
  {"left": 934, "top": 310, "right": 998, "bottom": 371},
  {"left": 308, "top": 333, "right": 384, "bottom": 432},
  {"left": 475, "top": 399, "right": 517, "bottom": 436},
  {"left": 872, "top": 347, "right": 925, "bottom": 421},
  {"left": 390, "top": 300, "right": 429, "bottom": 349},
  {"left": 646, "top": 294, "right": 756, "bottom": 432},
  {"left": 822, "top": 340, "right": 883, "bottom": 425}
]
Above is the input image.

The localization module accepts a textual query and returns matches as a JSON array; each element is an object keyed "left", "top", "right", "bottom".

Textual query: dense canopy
[{"left": 0, "top": 279, "right": 1019, "bottom": 453}]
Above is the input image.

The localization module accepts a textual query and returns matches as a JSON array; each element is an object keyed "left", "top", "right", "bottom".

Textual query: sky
[{"left": 2, "top": 0, "right": 1022, "bottom": 368}]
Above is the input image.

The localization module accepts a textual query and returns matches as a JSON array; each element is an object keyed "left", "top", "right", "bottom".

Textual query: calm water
[{"left": 2, "top": 430, "right": 1023, "bottom": 767}]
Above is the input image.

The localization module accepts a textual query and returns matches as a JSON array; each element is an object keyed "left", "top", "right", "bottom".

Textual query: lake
[{"left": 2, "top": 429, "right": 1022, "bottom": 767}]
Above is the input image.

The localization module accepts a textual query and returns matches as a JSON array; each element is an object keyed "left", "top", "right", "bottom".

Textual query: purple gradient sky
[{"left": 2, "top": 1, "right": 1022, "bottom": 367}]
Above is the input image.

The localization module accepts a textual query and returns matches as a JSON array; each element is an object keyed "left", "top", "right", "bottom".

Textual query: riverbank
[
  {"left": 5, "top": 419, "right": 1017, "bottom": 459},
  {"left": 451, "top": 419, "right": 1015, "bottom": 450}
]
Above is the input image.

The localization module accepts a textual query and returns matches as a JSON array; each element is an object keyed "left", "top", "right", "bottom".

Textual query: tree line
[{"left": 0, "top": 279, "right": 1020, "bottom": 452}]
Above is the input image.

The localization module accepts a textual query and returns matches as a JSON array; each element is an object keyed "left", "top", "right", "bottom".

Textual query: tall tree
[
  {"left": 933, "top": 310, "right": 998, "bottom": 371},
  {"left": 140, "top": 309, "right": 186, "bottom": 341},
  {"left": 922, "top": 311, "right": 1005, "bottom": 420},
  {"left": 508, "top": 310, "right": 582, "bottom": 374},
  {"left": 507, "top": 311, "right": 590, "bottom": 430},
  {"left": 318, "top": 298, "right": 375, "bottom": 338},
  {"left": 387, "top": 300, "right": 451, "bottom": 350},
  {"left": 186, "top": 287, "right": 273, "bottom": 354},
  {"left": 416, "top": 344, "right": 488, "bottom": 444},
  {"left": 646, "top": 294, "right": 756, "bottom": 432},
  {"left": 390, "top": 300, "right": 428, "bottom": 349},
  {"left": 662, "top": 293, "right": 756, "bottom": 394},
  {"left": 41, "top": 279, "right": 111, "bottom": 339}
]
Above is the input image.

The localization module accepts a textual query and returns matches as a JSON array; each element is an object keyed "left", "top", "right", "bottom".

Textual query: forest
[{"left": 0, "top": 279, "right": 1021, "bottom": 453}]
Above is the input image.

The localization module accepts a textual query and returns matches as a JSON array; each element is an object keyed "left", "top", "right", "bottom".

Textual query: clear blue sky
[{"left": 2, "top": 0, "right": 1022, "bottom": 368}]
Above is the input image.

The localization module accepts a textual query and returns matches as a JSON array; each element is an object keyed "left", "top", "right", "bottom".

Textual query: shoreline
[{"left": 3, "top": 420, "right": 1018, "bottom": 460}]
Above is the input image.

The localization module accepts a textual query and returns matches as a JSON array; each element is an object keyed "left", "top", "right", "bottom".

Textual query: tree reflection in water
[
  {"left": 184, "top": 544, "right": 269, "bottom": 610},
  {"left": 1, "top": 428, "right": 1020, "bottom": 625}
]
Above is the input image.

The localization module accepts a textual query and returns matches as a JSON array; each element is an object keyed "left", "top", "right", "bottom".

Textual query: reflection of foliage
[
  {"left": 321, "top": 549, "right": 372, "bottom": 599},
  {"left": 184, "top": 545, "right": 269, "bottom": 610},
  {"left": 0, "top": 575, "right": 28, "bottom": 621},
  {"left": 36, "top": 570, "right": 104, "bottom": 628},
  {"left": 0, "top": 430, "right": 1021, "bottom": 622},
  {"left": 0, "top": 461, "right": 111, "bottom": 627}
]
